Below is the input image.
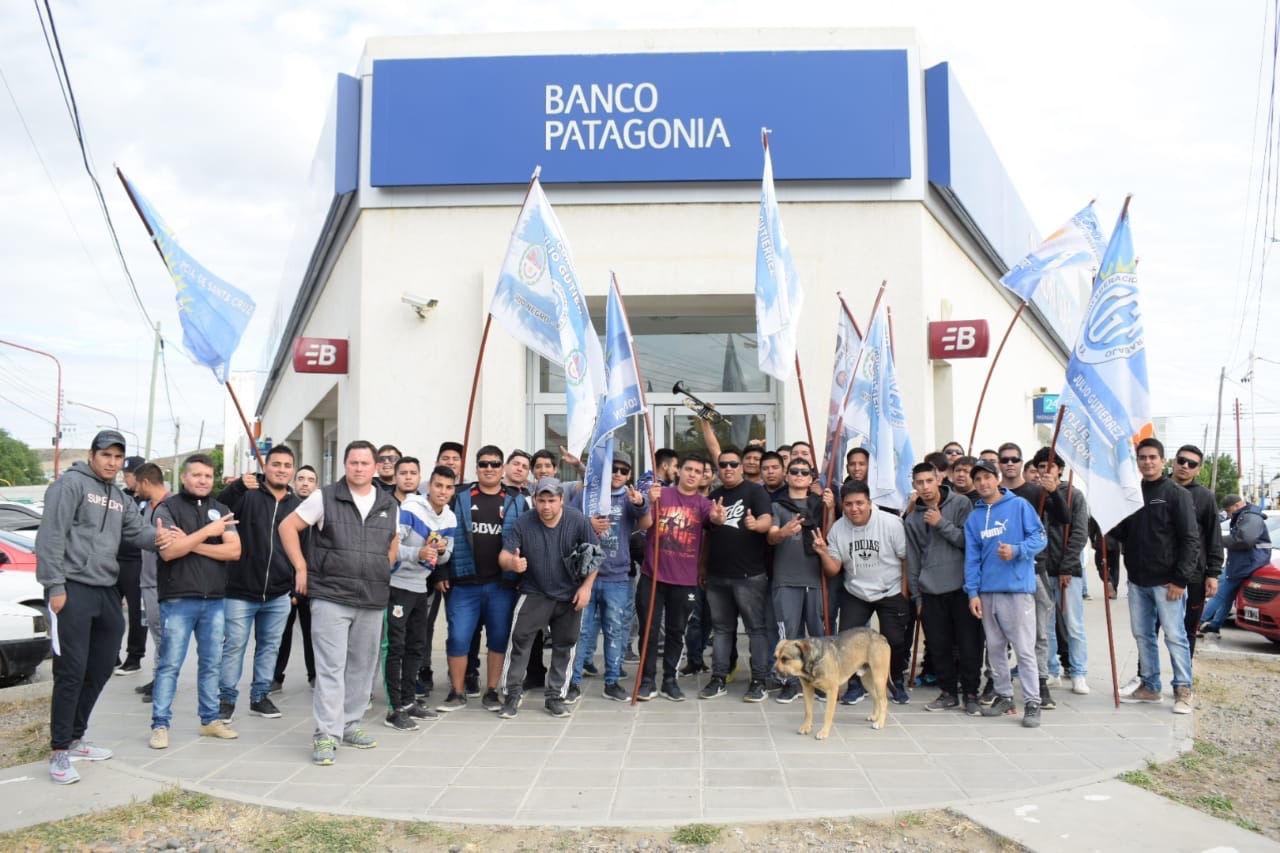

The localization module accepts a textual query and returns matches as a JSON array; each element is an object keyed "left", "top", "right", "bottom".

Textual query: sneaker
[
  {"left": 198, "top": 720, "right": 239, "bottom": 739},
  {"left": 764, "top": 675, "right": 787, "bottom": 692},
  {"left": 924, "top": 691, "right": 959, "bottom": 712},
  {"left": 889, "top": 681, "right": 910, "bottom": 705},
  {"left": 1071, "top": 675, "right": 1090, "bottom": 695},
  {"left": 140, "top": 685, "right": 153, "bottom": 703},
  {"left": 250, "top": 697, "right": 282, "bottom": 718},
  {"left": 623, "top": 645, "right": 640, "bottom": 663},
  {"left": 269, "top": 679, "right": 284, "bottom": 694},
  {"left": 113, "top": 659, "right": 142, "bottom": 676},
  {"left": 498, "top": 693, "right": 523, "bottom": 719},
  {"left": 698, "top": 676, "right": 727, "bottom": 700},
  {"left": 1039, "top": 680, "right": 1056, "bottom": 710},
  {"left": 981, "top": 695, "right": 1018, "bottom": 717},
  {"left": 603, "top": 682, "right": 630, "bottom": 702},
  {"left": 565, "top": 684, "right": 583, "bottom": 705},
  {"left": 148, "top": 728, "right": 168, "bottom": 750},
  {"left": 383, "top": 710, "right": 419, "bottom": 732},
  {"left": 312, "top": 736, "right": 337, "bottom": 766},
  {"left": 582, "top": 661, "right": 600, "bottom": 678},
  {"left": 743, "top": 680, "right": 767, "bottom": 703},
  {"left": 814, "top": 689, "right": 828, "bottom": 703},
  {"left": 481, "top": 688, "right": 503, "bottom": 711},
  {"left": 776, "top": 683, "right": 800, "bottom": 704},
  {"left": 218, "top": 701, "right": 235, "bottom": 724},
  {"left": 1118, "top": 675, "right": 1143, "bottom": 697},
  {"left": 1121, "top": 685, "right": 1164, "bottom": 704},
  {"left": 840, "top": 682, "right": 866, "bottom": 705},
  {"left": 636, "top": 680, "right": 658, "bottom": 701},
  {"left": 979, "top": 679, "right": 997, "bottom": 706},
  {"left": 436, "top": 690, "right": 468, "bottom": 713},
  {"left": 67, "top": 739, "right": 113, "bottom": 761},
  {"left": 661, "top": 679, "right": 686, "bottom": 702},
  {"left": 1022, "top": 700, "right": 1042, "bottom": 728},
  {"left": 963, "top": 694, "right": 982, "bottom": 716},
  {"left": 1045, "top": 674, "right": 1062, "bottom": 687},
  {"left": 545, "top": 696, "right": 571, "bottom": 718},
  {"left": 408, "top": 700, "right": 439, "bottom": 721},
  {"left": 464, "top": 674, "right": 481, "bottom": 698},
  {"left": 49, "top": 751, "right": 79, "bottom": 784},
  {"left": 1172, "top": 686, "right": 1194, "bottom": 714},
  {"left": 134, "top": 679, "right": 154, "bottom": 695},
  {"left": 679, "top": 658, "right": 708, "bottom": 677},
  {"left": 342, "top": 726, "right": 377, "bottom": 748}
]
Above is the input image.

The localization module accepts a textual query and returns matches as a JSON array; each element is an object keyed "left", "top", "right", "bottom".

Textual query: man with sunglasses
[
  {"left": 374, "top": 445, "right": 401, "bottom": 495},
  {"left": 699, "top": 448, "right": 773, "bottom": 702},
  {"left": 766, "top": 460, "right": 828, "bottom": 703},
  {"left": 1168, "top": 445, "right": 1222, "bottom": 654}
]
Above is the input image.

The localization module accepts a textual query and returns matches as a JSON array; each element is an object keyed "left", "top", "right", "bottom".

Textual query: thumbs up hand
[{"left": 513, "top": 547, "right": 528, "bottom": 573}]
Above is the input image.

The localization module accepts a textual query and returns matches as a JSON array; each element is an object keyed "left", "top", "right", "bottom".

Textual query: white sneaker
[
  {"left": 1071, "top": 675, "right": 1090, "bottom": 695},
  {"left": 1118, "top": 675, "right": 1142, "bottom": 697},
  {"left": 1045, "top": 674, "right": 1062, "bottom": 687}
]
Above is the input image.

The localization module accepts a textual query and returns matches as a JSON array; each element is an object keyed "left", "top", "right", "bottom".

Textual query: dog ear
[
  {"left": 794, "top": 640, "right": 809, "bottom": 665},
  {"left": 800, "top": 641, "right": 822, "bottom": 679}
]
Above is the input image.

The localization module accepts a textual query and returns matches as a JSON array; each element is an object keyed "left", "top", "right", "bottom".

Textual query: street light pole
[
  {"left": 66, "top": 400, "right": 120, "bottom": 429},
  {"left": 0, "top": 339, "right": 62, "bottom": 479}
]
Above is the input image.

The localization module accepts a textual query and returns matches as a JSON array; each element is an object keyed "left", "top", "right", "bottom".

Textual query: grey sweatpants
[
  {"left": 980, "top": 592, "right": 1038, "bottom": 703},
  {"left": 1034, "top": 573, "right": 1053, "bottom": 678},
  {"left": 142, "top": 585, "right": 162, "bottom": 679},
  {"left": 310, "top": 598, "right": 383, "bottom": 741}
]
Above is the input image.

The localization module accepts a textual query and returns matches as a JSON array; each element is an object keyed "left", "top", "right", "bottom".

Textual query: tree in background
[
  {"left": 1196, "top": 453, "right": 1240, "bottom": 507},
  {"left": 0, "top": 429, "right": 45, "bottom": 485}
]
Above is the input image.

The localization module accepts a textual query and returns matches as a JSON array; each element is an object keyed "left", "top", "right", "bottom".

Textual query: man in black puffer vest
[{"left": 279, "top": 440, "right": 398, "bottom": 766}]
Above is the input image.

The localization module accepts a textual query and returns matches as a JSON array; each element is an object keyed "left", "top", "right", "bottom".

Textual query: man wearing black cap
[
  {"left": 496, "top": 477, "right": 600, "bottom": 719},
  {"left": 113, "top": 455, "right": 149, "bottom": 676},
  {"left": 35, "top": 430, "right": 159, "bottom": 784}
]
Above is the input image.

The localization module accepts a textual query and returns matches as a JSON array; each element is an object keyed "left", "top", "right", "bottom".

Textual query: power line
[{"left": 0, "top": 392, "right": 56, "bottom": 427}]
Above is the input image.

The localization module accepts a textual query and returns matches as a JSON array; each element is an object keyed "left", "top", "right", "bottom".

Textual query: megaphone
[{"left": 672, "top": 381, "right": 730, "bottom": 425}]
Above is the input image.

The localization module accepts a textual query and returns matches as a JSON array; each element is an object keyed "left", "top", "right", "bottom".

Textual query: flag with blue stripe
[
  {"left": 1000, "top": 203, "right": 1106, "bottom": 303},
  {"left": 843, "top": 302, "right": 914, "bottom": 510},
  {"left": 582, "top": 277, "right": 645, "bottom": 517},
  {"left": 754, "top": 133, "right": 804, "bottom": 381},
  {"left": 821, "top": 301, "right": 863, "bottom": 486},
  {"left": 119, "top": 170, "right": 255, "bottom": 384},
  {"left": 1056, "top": 201, "right": 1150, "bottom": 531},
  {"left": 491, "top": 177, "right": 604, "bottom": 454}
]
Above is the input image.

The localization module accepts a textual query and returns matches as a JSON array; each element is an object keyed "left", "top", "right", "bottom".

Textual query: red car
[
  {"left": 0, "top": 530, "right": 37, "bottom": 573},
  {"left": 1235, "top": 557, "right": 1280, "bottom": 645}
]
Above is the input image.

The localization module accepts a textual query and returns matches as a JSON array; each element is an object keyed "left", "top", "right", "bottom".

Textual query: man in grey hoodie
[
  {"left": 35, "top": 430, "right": 159, "bottom": 785},
  {"left": 904, "top": 462, "right": 979, "bottom": 714}
]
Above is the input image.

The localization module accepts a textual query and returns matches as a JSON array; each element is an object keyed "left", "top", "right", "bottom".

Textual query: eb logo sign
[
  {"left": 928, "top": 321, "right": 990, "bottom": 360},
  {"left": 292, "top": 338, "right": 349, "bottom": 374}
]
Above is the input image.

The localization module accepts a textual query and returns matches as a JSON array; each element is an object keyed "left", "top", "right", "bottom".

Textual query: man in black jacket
[
  {"left": 1114, "top": 438, "right": 1199, "bottom": 714},
  {"left": 216, "top": 445, "right": 301, "bottom": 724},
  {"left": 1168, "top": 444, "right": 1223, "bottom": 655},
  {"left": 149, "top": 454, "right": 242, "bottom": 749}
]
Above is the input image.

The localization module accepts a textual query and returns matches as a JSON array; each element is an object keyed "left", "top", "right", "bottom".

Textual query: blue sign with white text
[
  {"left": 1033, "top": 394, "right": 1061, "bottom": 425},
  {"left": 370, "top": 51, "right": 911, "bottom": 186}
]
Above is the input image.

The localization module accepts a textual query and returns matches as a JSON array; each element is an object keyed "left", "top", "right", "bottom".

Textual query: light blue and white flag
[
  {"left": 582, "top": 277, "right": 645, "bottom": 517},
  {"left": 754, "top": 133, "right": 804, "bottom": 381},
  {"left": 843, "top": 302, "right": 914, "bottom": 510},
  {"left": 821, "top": 298, "right": 863, "bottom": 486},
  {"left": 1000, "top": 203, "right": 1107, "bottom": 303},
  {"left": 118, "top": 169, "right": 255, "bottom": 384},
  {"left": 491, "top": 177, "right": 604, "bottom": 454},
  {"left": 1056, "top": 201, "right": 1151, "bottom": 532}
]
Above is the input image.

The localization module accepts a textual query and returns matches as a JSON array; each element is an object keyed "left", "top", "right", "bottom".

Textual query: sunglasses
[
  {"left": 718, "top": 460, "right": 741, "bottom": 469},
  {"left": 612, "top": 465, "right": 632, "bottom": 475},
  {"left": 1174, "top": 457, "right": 1201, "bottom": 469},
  {"left": 788, "top": 468, "right": 813, "bottom": 476},
  {"left": 999, "top": 456, "right": 1021, "bottom": 464},
  {"left": 944, "top": 449, "right": 962, "bottom": 456},
  {"left": 475, "top": 460, "right": 503, "bottom": 469},
  {"left": 377, "top": 455, "right": 399, "bottom": 463}
]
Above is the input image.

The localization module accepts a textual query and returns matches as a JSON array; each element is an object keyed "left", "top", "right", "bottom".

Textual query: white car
[
  {"left": 0, "top": 568, "right": 45, "bottom": 613},
  {"left": 0, "top": 599, "right": 50, "bottom": 685}
]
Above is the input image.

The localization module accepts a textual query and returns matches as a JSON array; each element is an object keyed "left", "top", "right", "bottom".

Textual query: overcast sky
[{"left": 1, "top": 1, "right": 1276, "bottom": 481}]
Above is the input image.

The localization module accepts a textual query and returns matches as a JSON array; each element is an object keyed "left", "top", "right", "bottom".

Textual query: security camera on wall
[{"left": 401, "top": 293, "right": 439, "bottom": 319}]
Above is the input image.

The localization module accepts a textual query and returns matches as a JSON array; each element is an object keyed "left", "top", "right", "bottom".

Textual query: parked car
[
  {"left": 0, "top": 599, "right": 49, "bottom": 684},
  {"left": 1234, "top": 558, "right": 1280, "bottom": 645},
  {"left": 0, "top": 502, "right": 41, "bottom": 533},
  {"left": 0, "top": 530, "right": 37, "bottom": 572}
]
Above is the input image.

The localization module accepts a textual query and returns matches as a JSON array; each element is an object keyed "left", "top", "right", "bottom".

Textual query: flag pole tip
[{"left": 531, "top": 165, "right": 542, "bottom": 181}]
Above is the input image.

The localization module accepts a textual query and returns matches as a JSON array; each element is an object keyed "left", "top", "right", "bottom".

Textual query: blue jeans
[
  {"left": 444, "top": 581, "right": 515, "bottom": 657},
  {"left": 1047, "top": 576, "right": 1088, "bottom": 677},
  {"left": 151, "top": 598, "right": 225, "bottom": 729},
  {"left": 219, "top": 594, "right": 292, "bottom": 704},
  {"left": 572, "top": 580, "right": 631, "bottom": 685},
  {"left": 1199, "top": 575, "right": 1247, "bottom": 631},
  {"left": 1128, "top": 583, "right": 1192, "bottom": 691}
]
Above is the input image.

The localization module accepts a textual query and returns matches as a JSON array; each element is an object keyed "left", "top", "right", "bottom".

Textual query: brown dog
[{"left": 774, "top": 627, "right": 891, "bottom": 738}]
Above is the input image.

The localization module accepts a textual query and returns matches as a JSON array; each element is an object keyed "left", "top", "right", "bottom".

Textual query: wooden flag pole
[
  {"left": 1101, "top": 536, "right": 1120, "bottom": 708},
  {"left": 822, "top": 283, "right": 887, "bottom": 501},
  {"left": 967, "top": 301, "right": 1027, "bottom": 455},
  {"left": 793, "top": 351, "right": 829, "bottom": 635}
]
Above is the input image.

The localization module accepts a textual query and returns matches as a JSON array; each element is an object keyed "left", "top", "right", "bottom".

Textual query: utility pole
[
  {"left": 1250, "top": 351, "right": 1259, "bottom": 503},
  {"left": 1235, "top": 398, "right": 1243, "bottom": 496},
  {"left": 144, "top": 322, "right": 161, "bottom": 459},
  {"left": 1210, "top": 366, "right": 1225, "bottom": 494}
]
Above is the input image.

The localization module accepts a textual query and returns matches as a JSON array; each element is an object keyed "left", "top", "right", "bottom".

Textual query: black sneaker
[
  {"left": 678, "top": 659, "right": 708, "bottom": 677},
  {"left": 979, "top": 678, "right": 997, "bottom": 706},
  {"left": 636, "top": 680, "right": 657, "bottom": 701},
  {"left": 889, "top": 681, "right": 910, "bottom": 705},
  {"left": 481, "top": 689, "right": 502, "bottom": 711},
  {"left": 497, "top": 693, "right": 522, "bottom": 719},
  {"left": 623, "top": 646, "right": 640, "bottom": 663},
  {"left": 1039, "top": 679, "right": 1056, "bottom": 710},
  {"left": 775, "top": 683, "right": 800, "bottom": 704},
  {"left": 581, "top": 661, "right": 600, "bottom": 678},
  {"left": 383, "top": 710, "right": 419, "bottom": 732},
  {"left": 464, "top": 674, "right": 481, "bottom": 698},
  {"left": 140, "top": 685, "right": 153, "bottom": 703},
  {"left": 113, "top": 659, "right": 142, "bottom": 676},
  {"left": 698, "top": 676, "right": 727, "bottom": 700},
  {"left": 408, "top": 700, "right": 439, "bottom": 721},
  {"left": 743, "top": 680, "right": 767, "bottom": 703},
  {"left": 963, "top": 694, "right": 982, "bottom": 716},
  {"left": 603, "top": 682, "right": 630, "bottom": 702},
  {"left": 219, "top": 701, "right": 235, "bottom": 724},
  {"left": 1022, "top": 700, "right": 1042, "bottom": 728},
  {"left": 134, "top": 679, "right": 153, "bottom": 695},
  {"left": 436, "top": 690, "right": 467, "bottom": 713},
  {"left": 250, "top": 696, "right": 282, "bottom": 718},
  {"left": 545, "top": 696, "right": 570, "bottom": 718},
  {"left": 924, "top": 691, "right": 959, "bottom": 712},
  {"left": 565, "top": 683, "right": 583, "bottom": 705},
  {"left": 981, "top": 695, "right": 1018, "bottom": 717},
  {"left": 660, "top": 679, "right": 685, "bottom": 702},
  {"left": 269, "top": 679, "right": 284, "bottom": 694},
  {"left": 764, "top": 675, "right": 786, "bottom": 693}
]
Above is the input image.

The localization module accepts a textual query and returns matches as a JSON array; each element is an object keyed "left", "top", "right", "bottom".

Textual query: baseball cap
[
  {"left": 971, "top": 459, "right": 999, "bottom": 478},
  {"left": 1222, "top": 494, "right": 1244, "bottom": 510},
  {"left": 612, "top": 450, "right": 632, "bottom": 467},
  {"left": 533, "top": 476, "right": 563, "bottom": 496},
  {"left": 91, "top": 429, "right": 127, "bottom": 452},
  {"left": 122, "top": 455, "right": 146, "bottom": 472}
]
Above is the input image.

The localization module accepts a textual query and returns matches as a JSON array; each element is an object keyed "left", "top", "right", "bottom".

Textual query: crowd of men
[{"left": 34, "top": 422, "right": 1257, "bottom": 782}]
